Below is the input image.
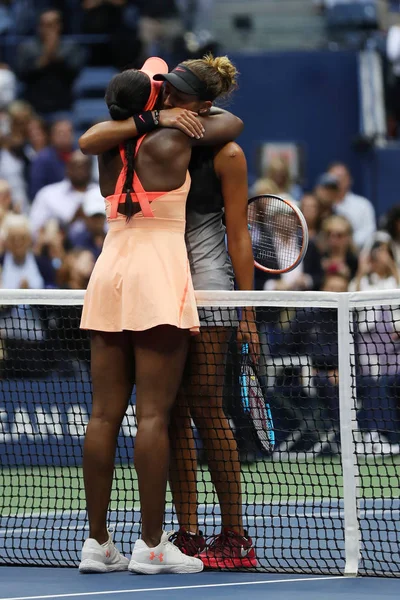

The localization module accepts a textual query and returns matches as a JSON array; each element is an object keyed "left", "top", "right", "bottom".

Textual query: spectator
[
  {"left": 349, "top": 240, "right": 400, "bottom": 455},
  {"left": 0, "top": 128, "right": 30, "bottom": 214},
  {"left": 136, "top": 0, "right": 184, "bottom": 61},
  {"left": 25, "top": 116, "right": 49, "bottom": 160},
  {"left": 81, "top": 0, "right": 141, "bottom": 68},
  {"left": 0, "top": 180, "right": 16, "bottom": 252},
  {"left": 319, "top": 215, "right": 359, "bottom": 282},
  {"left": 15, "top": 9, "right": 85, "bottom": 117},
  {"left": 0, "top": 214, "right": 55, "bottom": 288},
  {"left": 314, "top": 173, "right": 339, "bottom": 220},
  {"left": 299, "top": 192, "right": 323, "bottom": 240},
  {"left": 385, "top": 24, "right": 400, "bottom": 137},
  {"left": 7, "top": 100, "right": 34, "bottom": 141},
  {"left": 0, "top": 64, "right": 17, "bottom": 115},
  {"left": 33, "top": 218, "right": 68, "bottom": 287},
  {"left": 264, "top": 155, "right": 302, "bottom": 203},
  {"left": 383, "top": 204, "right": 400, "bottom": 267},
  {"left": 349, "top": 238, "right": 399, "bottom": 292},
  {"left": 30, "top": 150, "right": 95, "bottom": 237},
  {"left": 251, "top": 177, "right": 279, "bottom": 197},
  {"left": 67, "top": 187, "right": 106, "bottom": 259},
  {"left": 327, "top": 162, "right": 376, "bottom": 248},
  {"left": 29, "top": 119, "right": 74, "bottom": 200}
]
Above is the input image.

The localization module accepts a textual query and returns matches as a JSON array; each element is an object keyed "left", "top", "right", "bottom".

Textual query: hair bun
[
  {"left": 203, "top": 54, "right": 238, "bottom": 95},
  {"left": 108, "top": 103, "right": 131, "bottom": 121}
]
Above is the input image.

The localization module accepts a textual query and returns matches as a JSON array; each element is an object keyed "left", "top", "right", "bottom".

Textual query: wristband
[{"left": 133, "top": 111, "right": 158, "bottom": 136}]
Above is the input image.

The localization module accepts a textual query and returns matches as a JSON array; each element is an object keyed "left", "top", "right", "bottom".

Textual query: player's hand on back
[{"left": 159, "top": 108, "right": 204, "bottom": 140}]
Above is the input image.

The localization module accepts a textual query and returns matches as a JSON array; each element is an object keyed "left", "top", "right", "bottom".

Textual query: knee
[
  {"left": 136, "top": 408, "right": 171, "bottom": 431},
  {"left": 89, "top": 409, "right": 124, "bottom": 432}
]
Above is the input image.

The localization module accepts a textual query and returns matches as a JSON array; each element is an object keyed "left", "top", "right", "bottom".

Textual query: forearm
[
  {"left": 228, "top": 235, "right": 254, "bottom": 291},
  {"left": 79, "top": 119, "right": 137, "bottom": 155}
]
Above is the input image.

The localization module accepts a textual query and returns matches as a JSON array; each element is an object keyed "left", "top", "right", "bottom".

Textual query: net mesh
[{"left": 0, "top": 291, "right": 399, "bottom": 576}]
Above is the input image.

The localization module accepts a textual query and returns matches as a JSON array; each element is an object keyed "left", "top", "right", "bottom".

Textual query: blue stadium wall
[{"left": 227, "top": 51, "right": 362, "bottom": 196}]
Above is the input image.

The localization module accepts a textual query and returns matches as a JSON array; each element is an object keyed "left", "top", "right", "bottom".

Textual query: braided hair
[{"left": 105, "top": 70, "right": 151, "bottom": 220}]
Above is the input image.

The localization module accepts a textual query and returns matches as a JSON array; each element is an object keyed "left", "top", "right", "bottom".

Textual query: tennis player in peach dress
[{"left": 79, "top": 58, "right": 203, "bottom": 576}]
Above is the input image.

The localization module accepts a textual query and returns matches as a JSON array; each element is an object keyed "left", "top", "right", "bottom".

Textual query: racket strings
[{"left": 248, "top": 196, "right": 305, "bottom": 272}]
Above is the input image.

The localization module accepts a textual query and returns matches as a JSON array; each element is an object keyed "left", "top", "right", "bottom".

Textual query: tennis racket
[
  {"left": 240, "top": 343, "right": 275, "bottom": 453},
  {"left": 248, "top": 194, "right": 309, "bottom": 274}
]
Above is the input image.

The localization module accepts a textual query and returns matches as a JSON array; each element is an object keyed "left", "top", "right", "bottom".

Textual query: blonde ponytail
[{"left": 182, "top": 54, "right": 238, "bottom": 101}]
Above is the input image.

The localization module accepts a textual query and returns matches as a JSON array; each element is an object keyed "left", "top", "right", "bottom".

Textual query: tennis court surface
[{"left": 2, "top": 569, "right": 400, "bottom": 600}]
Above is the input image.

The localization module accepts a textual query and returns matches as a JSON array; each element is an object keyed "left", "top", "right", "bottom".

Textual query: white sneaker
[
  {"left": 79, "top": 530, "right": 129, "bottom": 574},
  {"left": 128, "top": 531, "right": 204, "bottom": 575}
]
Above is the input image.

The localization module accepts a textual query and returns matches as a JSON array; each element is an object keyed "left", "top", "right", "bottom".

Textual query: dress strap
[
  {"left": 110, "top": 136, "right": 154, "bottom": 219},
  {"left": 132, "top": 136, "right": 154, "bottom": 218}
]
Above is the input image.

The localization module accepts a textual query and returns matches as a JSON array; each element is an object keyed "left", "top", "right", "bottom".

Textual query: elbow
[
  {"left": 78, "top": 133, "right": 91, "bottom": 155},
  {"left": 233, "top": 116, "right": 244, "bottom": 136}
]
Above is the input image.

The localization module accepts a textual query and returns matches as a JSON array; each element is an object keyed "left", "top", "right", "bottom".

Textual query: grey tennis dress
[{"left": 186, "top": 146, "right": 238, "bottom": 327}]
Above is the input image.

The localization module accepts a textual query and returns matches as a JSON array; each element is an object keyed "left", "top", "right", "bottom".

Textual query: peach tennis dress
[{"left": 80, "top": 135, "right": 200, "bottom": 334}]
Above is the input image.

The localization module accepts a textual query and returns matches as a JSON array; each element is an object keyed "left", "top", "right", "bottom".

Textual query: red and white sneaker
[
  {"left": 200, "top": 529, "right": 257, "bottom": 569},
  {"left": 169, "top": 527, "right": 206, "bottom": 556}
]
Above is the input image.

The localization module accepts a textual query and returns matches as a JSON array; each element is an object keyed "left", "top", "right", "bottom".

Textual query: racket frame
[{"left": 248, "top": 194, "right": 309, "bottom": 274}]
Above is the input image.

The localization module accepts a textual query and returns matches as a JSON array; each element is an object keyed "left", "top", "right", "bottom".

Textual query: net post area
[{"left": 338, "top": 293, "right": 360, "bottom": 577}]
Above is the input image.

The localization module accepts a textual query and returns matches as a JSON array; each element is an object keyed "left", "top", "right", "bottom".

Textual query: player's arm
[
  {"left": 79, "top": 108, "right": 204, "bottom": 155},
  {"left": 215, "top": 142, "right": 258, "bottom": 359},
  {"left": 79, "top": 108, "right": 242, "bottom": 155},
  {"left": 194, "top": 108, "right": 244, "bottom": 146},
  {"left": 215, "top": 142, "right": 253, "bottom": 291}
]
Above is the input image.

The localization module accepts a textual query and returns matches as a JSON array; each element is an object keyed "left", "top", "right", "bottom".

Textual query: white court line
[
  {"left": 2, "top": 508, "right": 399, "bottom": 535},
  {"left": 2, "top": 500, "right": 351, "bottom": 520},
  {"left": 0, "top": 575, "right": 343, "bottom": 600}
]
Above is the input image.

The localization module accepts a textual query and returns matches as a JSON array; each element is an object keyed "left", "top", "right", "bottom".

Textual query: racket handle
[{"left": 241, "top": 343, "right": 249, "bottom": 355}]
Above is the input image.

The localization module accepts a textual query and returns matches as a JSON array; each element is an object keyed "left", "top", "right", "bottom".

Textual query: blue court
[
  {"left": 2, "top": 499, "right": 399, "bottom": 575},
  {"left": 1, "top": 568, "right": 399, "bottom": 600}
]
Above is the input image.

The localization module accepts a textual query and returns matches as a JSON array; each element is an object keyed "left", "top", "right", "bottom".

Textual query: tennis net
[{"left": 0, "top": 289, "right": 399, "bottom": 577}]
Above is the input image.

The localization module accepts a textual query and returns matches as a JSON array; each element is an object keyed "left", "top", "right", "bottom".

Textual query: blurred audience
[
  {"left": 319, "top": 215, "right": 359, "bottom": 281},
  {"left": 314, "top": 173, "right": 339, "bottom": 221},
  {"left": 0, "top": 214, "right": 55, "bottom": 289},
  {"left": 60, "top": 247, "right": 95, "bottom": 289},
  {"left": 299, "top": 192, "right": 323, "bottom": 240},
  {"left": 262, "top": 156, "right": 302, "bottom": 203},
  {"left": 383, "top": 204, "right": 400, "bottom": 266},
  {"left": 327, "top": 162, "right": 376, "bottom": 248},
  {"left": 350, "top": 239, "right": 400, "bottom": 454},
  {"left": 29, "top": 150, "right": 95, "bottom": 236},
  {"left": 29, "top": 119, "right": 74, "bottom": 200},
  {"left": 349, "top": 238, "right": 400, "bottom": 292},
  {"left": 0, "top": 102, "right": 32, "bottom": 213},
  {"left": 67, "top": 186, "right": 106, "bottom": 259},
  {"left": 81, "top": 0, "right": 141, "bottom": 68},
  {"left": 136, "top": 0, "right": 184, "bottom": 61},
  {"left": 15, "top": 9, "right": 85, "bottom": 117}
]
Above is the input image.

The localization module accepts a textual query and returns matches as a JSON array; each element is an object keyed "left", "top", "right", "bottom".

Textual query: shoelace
[
  {"left": 205, "top": 531, "right": 249, "bottom": 556},
  {"left": 164, "top": 531, "right": 185, "bottom": 554}
]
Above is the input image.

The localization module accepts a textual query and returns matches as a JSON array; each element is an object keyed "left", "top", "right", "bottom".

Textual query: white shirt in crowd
[
  {"left": 334, "top": 191, "right": 376, "bottom": 249},
  {"left": 1, "top": 251, "right": 44, "bottom": 290},
  {"left": 29, "top": 179, "right": 99, "bottom": 237}
]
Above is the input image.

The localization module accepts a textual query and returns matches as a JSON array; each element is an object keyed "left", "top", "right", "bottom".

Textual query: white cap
[{"left": 83, "top": 187, "right": 106, "bottom": 218}]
